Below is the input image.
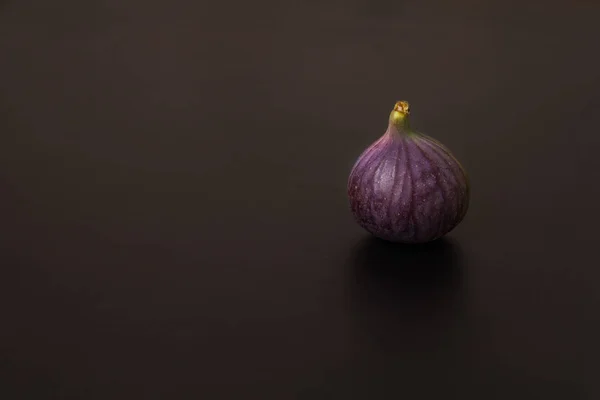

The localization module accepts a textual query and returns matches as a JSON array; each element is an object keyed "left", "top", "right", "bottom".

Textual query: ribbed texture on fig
[{"left": 348, "top": 101, "right": 469, "bottom": 243}]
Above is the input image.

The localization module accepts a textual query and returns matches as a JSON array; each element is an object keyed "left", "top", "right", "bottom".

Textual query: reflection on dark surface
[{"left": 346, "top": 236, "right": 468, "bottom": 353}]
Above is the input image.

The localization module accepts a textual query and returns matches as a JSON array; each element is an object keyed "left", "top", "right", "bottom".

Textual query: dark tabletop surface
[{"left": 1, "top": 1, "right": 600, "bottom": 399}]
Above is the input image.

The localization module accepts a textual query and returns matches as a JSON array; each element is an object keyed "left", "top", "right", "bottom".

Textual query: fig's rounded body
[{"left": 348, "top": 101, "right": 469, "bottom": 243}]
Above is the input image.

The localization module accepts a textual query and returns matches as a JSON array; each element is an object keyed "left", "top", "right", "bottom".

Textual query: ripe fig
[{"left": 348, "top": 101, "right": 469, "bottom": 243}]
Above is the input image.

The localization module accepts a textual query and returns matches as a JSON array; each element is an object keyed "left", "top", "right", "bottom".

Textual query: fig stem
[{"left": 389, "top": 100, "right": 410, "bottom": 130}]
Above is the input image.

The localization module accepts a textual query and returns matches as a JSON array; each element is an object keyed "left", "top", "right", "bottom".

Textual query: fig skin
[{"left": 348, "top": 101, "right": 469, "bottom": 243}]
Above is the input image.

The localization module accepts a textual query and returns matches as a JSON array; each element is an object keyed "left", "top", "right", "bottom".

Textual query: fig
[{"left": 348, "top": 101, "right": 469, "bottom": 243}]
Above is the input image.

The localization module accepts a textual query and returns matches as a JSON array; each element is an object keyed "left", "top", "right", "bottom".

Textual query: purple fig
[{"left": 348, "top": 101, "right": 470, "bottom": 243}]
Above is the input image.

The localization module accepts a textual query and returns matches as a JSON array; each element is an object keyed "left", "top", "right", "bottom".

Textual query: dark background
[{"left": 1, "top": 0, "right": 599, "bottom": 398}]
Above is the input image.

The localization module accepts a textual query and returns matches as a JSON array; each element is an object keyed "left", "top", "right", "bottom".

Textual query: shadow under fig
[{"left": 346, "top": 235, "right": 469, "bottom": 352}]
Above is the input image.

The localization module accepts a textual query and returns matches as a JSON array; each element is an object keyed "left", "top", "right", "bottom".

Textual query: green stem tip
[{"left": 389, "top": 100, "right": 411, "bottom": 129}]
